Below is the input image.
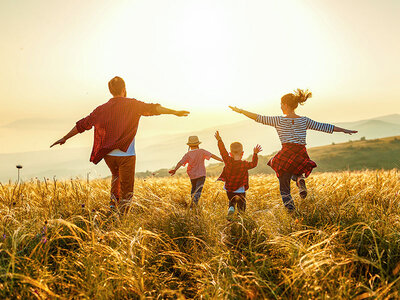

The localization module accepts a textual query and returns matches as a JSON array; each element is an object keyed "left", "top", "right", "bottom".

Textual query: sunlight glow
[{"left": 89, "top": 0, "right": 328, "bottom": 109}]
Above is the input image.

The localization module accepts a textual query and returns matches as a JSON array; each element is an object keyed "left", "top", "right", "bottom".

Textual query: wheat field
[{"left": 1, "top": 170, "right": 400, "bottom": 299}]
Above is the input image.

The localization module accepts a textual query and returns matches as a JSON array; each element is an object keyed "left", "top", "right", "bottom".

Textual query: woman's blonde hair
[{"left": 281, "top": 88, "right": 312, "bottom": 109}]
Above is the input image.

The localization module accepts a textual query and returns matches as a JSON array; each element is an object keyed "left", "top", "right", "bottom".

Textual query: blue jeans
[
  {"left": 190, "top": 176, "right": 205, "bottom": 204},
  {"left": 226, "top": 192, "right": 246, "bottom": 211},
  {"left": 279, "top": 173, "right": 299, "bottom": 211}
]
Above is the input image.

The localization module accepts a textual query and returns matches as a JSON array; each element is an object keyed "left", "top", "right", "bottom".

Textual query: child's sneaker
[
  {"left": 296, "top": 176, "right": 307, "bottom": 199},
  {"left": 227, "top": 206, "right": 235, "bottom": 216},
  {"left": 109, "top": 204, "right": 118, "bottom": 213},
  {"left": 109, "top": 198, "right": 118, "bottom": 211}
]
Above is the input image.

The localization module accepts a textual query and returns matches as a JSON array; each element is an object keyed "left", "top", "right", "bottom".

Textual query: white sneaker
[
  {"left": 227, "top": 206, "right": 235, "bottom": 215},
  {"left": 296, "top": 176, "right": 307, "bottom": 199}
]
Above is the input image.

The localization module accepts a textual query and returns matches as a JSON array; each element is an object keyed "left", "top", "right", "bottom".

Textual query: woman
[{"left": 229, "top": 89, "right": 357, "bottom": 211}]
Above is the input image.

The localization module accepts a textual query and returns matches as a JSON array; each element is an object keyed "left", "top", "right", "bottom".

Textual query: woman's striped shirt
[{"left": 256, "top": 115, "right": 334, "bottom": 145}]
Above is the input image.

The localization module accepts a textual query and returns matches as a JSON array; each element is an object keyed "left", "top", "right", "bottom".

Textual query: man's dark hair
[{"left": 108, "top": 76, "right": 126, "bottom": 96}]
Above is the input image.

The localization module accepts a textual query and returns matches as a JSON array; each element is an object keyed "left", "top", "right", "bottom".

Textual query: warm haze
[{"left": 2, "top": 1, "right": 400, "bottom": 298}]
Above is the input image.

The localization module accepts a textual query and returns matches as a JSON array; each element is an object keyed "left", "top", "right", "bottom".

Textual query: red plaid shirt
[
  {"left": 76, "top": 97, "right": 160, "bottom": 164},
  {"left": 217, "top": 140, "right": 258, "bottom": 192},
  {"left": 268, "top": 143, "right": 317, "bottom": 178}
]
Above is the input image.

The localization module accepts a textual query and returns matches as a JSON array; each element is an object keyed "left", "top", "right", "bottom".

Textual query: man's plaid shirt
[
  {"left": 217, "top": 140, "right": 258, "bottom": 192},
  {"left": 76, "top": 97, "right": 160, "bottom": 164}
]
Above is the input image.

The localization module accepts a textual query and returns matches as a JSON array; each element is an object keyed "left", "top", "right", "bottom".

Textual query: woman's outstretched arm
[
  {"left": 333, "top": 126, "right": 358, "bottom": 135},
  {"left": 306, "top": 118, "right": 357, "bottom": 135},
  {"left": 229, "top": 106, "right": 258, "bottom": 120},
  {"left": 230, "top": 106, "right": 280, "bottom": 127}
]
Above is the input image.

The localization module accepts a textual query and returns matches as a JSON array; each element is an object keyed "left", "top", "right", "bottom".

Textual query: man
[{"left": 51, "top": 76, "right": 189, "bottom": 212}]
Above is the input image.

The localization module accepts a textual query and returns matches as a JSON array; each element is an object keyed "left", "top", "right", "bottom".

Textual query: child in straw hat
[{"left": 170, "top": 136, "right": 223, "bottom": 205}]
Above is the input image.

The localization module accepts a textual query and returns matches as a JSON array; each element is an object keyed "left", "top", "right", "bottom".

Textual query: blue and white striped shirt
[{"left": 256, "top": 115, "right": 334, "bottom": 145}]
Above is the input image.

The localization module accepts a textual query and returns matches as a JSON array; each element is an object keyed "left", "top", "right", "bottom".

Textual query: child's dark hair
[{"left": 281, "top": 88, "right": 312, "bottom": 109}]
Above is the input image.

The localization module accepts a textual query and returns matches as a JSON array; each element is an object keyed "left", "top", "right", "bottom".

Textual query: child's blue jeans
[
  {"left": 226, "top": 192, "right": 246, "bottom": 211},
  {"left": 190, "top": 176, "right": 205, "bottom": 204}
]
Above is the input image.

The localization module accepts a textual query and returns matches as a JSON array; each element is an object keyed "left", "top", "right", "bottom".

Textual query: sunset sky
[{"left": 1, "top": 0, "right": 399, "bottom": 154}]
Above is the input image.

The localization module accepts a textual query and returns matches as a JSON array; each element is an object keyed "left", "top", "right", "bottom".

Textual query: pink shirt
[{"left": 179, "top": 149, "right": 212, "bottom": 179}]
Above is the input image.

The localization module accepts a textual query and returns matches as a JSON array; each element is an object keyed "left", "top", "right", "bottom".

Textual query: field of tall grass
[{"left": 1, "top": 170, "right": 400, "bottom": 299}]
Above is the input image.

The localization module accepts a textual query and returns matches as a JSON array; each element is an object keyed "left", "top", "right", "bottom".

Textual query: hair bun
[{"left": 294, "top": 88, "right": 312, "bottom": 105}]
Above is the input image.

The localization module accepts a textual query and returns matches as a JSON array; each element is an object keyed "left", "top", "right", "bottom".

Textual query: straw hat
[{"left": 187, "top": 136, "right": 201, "bottom": 146}]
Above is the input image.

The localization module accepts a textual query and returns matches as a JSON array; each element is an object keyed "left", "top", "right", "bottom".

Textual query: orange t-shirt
[{"left": 178, "top": 149, "right": 212, "bottom": 179}]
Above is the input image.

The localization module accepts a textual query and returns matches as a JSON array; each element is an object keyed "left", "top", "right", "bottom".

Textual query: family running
[{"left": 51, "top": 77, "right": 357, "bottom": 216}]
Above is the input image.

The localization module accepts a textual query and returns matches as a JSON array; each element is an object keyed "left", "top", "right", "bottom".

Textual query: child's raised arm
[
  {"left": 214, "top": 131, "right": 230, "bottom": 162},
  {"left": 246, "top": 144, "right": 262, "bottom": 169}
]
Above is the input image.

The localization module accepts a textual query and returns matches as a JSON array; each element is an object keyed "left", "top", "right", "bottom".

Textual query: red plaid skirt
[{"left": 268, "top": 143, "right": 317, "bottom": 178}]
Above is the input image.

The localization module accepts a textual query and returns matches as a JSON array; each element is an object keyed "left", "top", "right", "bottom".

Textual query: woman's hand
[
  {"left": 334, "top": 126, "right": 358, "bottom": 135},
  {"left": 229, "top": 106, "right": 258, "bottom": 120},
  {"left": 229, "top": 106, "right": 243, "bottom": 114},
  {"left": 253, "top": 144, "right": 263, "bottom": 154},
  {"left": 343, "top": 129, "right": 358, "bottom": 135}
]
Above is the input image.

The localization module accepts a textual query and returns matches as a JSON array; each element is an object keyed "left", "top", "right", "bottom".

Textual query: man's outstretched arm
[
  {"left": 156, "top": 105, "right": 190, "bottom": 117},
  {"left": 50, "top": 126, "right": 79, "bottom": 147}
]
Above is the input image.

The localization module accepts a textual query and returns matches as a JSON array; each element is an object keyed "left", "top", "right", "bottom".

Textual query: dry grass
[{"left": 1, "top": 170, "right": 400, "bottom": 299}]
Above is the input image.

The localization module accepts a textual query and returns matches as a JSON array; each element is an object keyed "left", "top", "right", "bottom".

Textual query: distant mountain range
[
  {"left": 1, "top": 114, "right": 399, "bottom": 182},
  {"left": 138, "top": 135, "right": 400, "bottom": 178}
]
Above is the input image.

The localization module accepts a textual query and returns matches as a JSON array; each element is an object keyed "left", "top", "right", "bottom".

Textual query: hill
[
  {"left": 137, "top": 135, "right": 400, "bottom": 177},
  {"left": 1, "top": 114, "right": 400, "bottom": 182}
]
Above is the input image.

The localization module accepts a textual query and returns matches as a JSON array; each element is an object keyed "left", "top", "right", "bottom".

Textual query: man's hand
[
  {"left": 253, "top": 144, "right": 263, "bottom": 154},
  {"left": 50, "top": 126, "right": 79, "bottom": 148},
  {"left": 174, "top": 110, "right": 190, "bottom": 117},
  {"left": 214, "top": 131, "right": 222, "bottom": 141},
  {"left": 229, "top": 106, "right": 242, "bottom": 114},
  {"left": 344, "top": 129, "right": 358, "bottom": 135},
  {"left": 169, "top": 169, "right": 176, "bottom": 176},
  {"left": 156, "top": 105, "right": 190, "bottom": 116},
  {"left": 50, "top": 137, "right": 67, "bottom": 148}
]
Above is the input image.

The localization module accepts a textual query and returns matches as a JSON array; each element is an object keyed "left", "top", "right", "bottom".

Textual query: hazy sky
[{"left": 1, "top": 0, "right": 399, "bottom": 153}]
